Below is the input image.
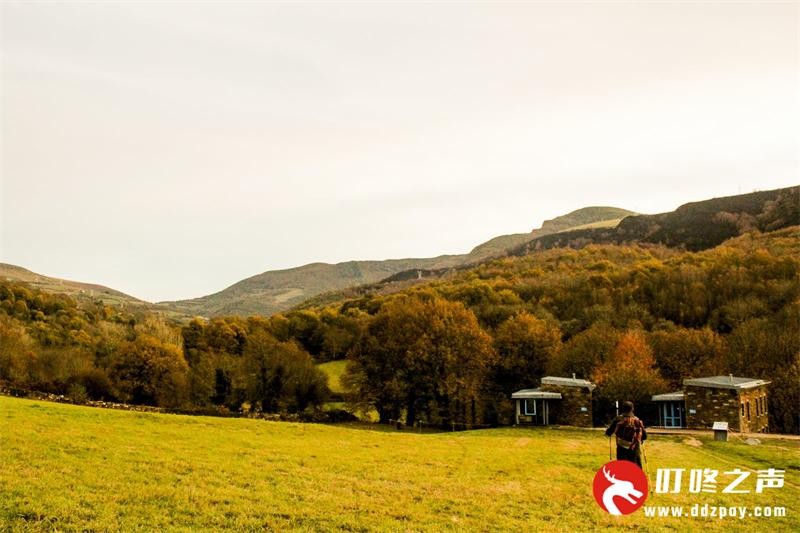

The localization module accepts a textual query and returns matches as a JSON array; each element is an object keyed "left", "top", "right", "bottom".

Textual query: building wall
[
  {"left": 685, "top": 386, "right": 741, "bottom": 430},
  {"left": 684, "top": 385, "right": 769, "bottom": 432},
  {"left": 515, "top": 399, "right": 550, "bottom": 426},
  {"left": 739, "top": 386, "right": 769, "bottom": 433},
  {"left": 540, "top": 384, "right": 593, "bottom": 427}
]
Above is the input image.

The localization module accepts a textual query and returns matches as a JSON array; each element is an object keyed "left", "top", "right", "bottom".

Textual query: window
[
  {"left": 523, "top": 399, "right": 537, "bottom": 416},
  {"left": 741, "top": 403, "right": 745, "bottom": 417},
  {"left": 746, "top": 401, "right": 750, "bottom": 420}
]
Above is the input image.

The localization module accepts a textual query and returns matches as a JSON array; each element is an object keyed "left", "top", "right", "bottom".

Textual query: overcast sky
[{"left": 1, "top": 1, "right": 797, "bottom": 302}]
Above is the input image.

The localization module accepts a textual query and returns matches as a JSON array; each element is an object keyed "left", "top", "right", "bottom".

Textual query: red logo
[{"left": 593, "top": 460, "right": 648, "bottom": 515}]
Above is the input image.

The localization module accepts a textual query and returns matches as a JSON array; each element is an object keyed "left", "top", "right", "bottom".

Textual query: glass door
[{"left": 662, "top": 402, "right": 683, "bottom": 428}]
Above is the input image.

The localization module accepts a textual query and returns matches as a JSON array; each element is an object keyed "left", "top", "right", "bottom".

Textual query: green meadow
[
  {"left": 316, "top": 360, "right": 348, "bottom": 395},
  {"left": 1, "top": 396, "right": 798, "bottom": 532}
]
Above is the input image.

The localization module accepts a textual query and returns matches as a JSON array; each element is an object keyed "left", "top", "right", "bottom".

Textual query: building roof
[
  {"left": 683, "top": 375, "right": 771, "bottom": 391},
  {"left": 511, "top": 388, "right": 562, "bottom": 400},
  {"left": 541, "top": 376, "right": 596, "bottom": 391},
  {"left": 652, "top": 391, "right": 685, "bottom": 401}
]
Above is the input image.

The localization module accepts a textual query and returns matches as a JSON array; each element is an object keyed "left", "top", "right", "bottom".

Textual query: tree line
[{"left": 0, "top": 286, "right": 329, "bottom": 414}]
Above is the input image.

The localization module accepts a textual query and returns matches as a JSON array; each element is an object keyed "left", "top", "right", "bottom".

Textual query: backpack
[{"left": 614, "top": 415, "right": 643, "bottom": 450}]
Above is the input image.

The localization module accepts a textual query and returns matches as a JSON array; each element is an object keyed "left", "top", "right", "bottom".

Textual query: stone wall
[
  {"left": 684, "top": 384, "right": 770, "bottom": 432},
  {"left": 739, "top": 386, "right": 769, "bottom": 433},
  {"left": 685, "top": 385, "right": 740, "bottom": 430},
  {"left": 540, "top": 384, "right": 593, "bottom": 427}
]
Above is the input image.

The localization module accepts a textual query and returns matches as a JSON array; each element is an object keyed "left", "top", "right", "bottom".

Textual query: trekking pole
[
  {"left": 608, "top": 436, "right": 613, "bottom": 461},
  {"left": 641, "top": 442, "right": 654, "bottom": 494}
]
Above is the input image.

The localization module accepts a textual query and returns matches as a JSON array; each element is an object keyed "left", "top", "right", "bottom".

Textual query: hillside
[
  {"left": 308, "top": 186, "right": 799, "bottom": 304},
  {"left": 158, "top": 206, "right": 633, "bottom": 317},
  {"left": 0, "top": 263, "right": 146, "bottom": 309},
  {"left": 512, "top": 186, "right": 798, "bottom": 255},
  {"left": 466, "top": 206, "right": 634, "bottom": 258},
  {"left": 157, "top": 257, "right": 461, "bottom": 318},
  {"left": 3, "top": 396, "right": 798, "bottom": 531}
]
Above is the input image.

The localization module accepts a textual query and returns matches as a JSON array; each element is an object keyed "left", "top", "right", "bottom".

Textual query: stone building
[
  {"left": 652, "top": 375, "right": 770, "bottom": 432},
  {"left": 512, "top": 376, "right": 595, "bottom": 427}
]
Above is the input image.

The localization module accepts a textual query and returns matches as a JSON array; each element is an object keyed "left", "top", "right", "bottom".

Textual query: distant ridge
[
  {"left": 11, "top": 187, "right": 792, "bottom": 319},
  {"left": 510, "top": 186, "right": 798, "bottom": 255},
  {"left": 298, "top": 186, "right": 799, "bottom": 309},
  {"left": 0, "top": 263, "right": 146, "bottom": 308},
  {"left": 157, "top": 206, "right": 636, "bottom": 317}
]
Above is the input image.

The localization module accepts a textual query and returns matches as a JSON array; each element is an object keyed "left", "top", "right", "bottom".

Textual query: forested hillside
[{"left": 0, "top": 283, "right": 329, "bottom": 415}]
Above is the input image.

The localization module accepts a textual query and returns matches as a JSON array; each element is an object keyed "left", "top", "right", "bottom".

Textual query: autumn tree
[
  {"left": 346, "top": 293, "right": 495, "bottom": 426},
  {"left": 109, "top": 334, "right": 189, "bottom": 407},
  {"left": 493, "top": 312, "right": 561, "bottom": 390},
  {"left": 648, "top": 326, "right": 728, "bottom": 386},
  {"left": 769, "top": 353, "right": 800, "bottom": 434},
  {"left": 591, "top": 329, "right": 668, "bottom": 422},
  {"left": 0, "top": 315, "right": 36, "bottom": 386},
  {"left": 242, "top": 330, "right": 329, "bottom": 413},
  {"left": 485, "top": 312, "right": 561, "bottom": 424},
  {"left": 548, "top": 321, "right": 621, "bottom": 379}
]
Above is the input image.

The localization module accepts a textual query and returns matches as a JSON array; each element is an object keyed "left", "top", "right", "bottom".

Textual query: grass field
[
  {"left": 317, "top": 360, "right": 348, "bottom": 395},
  {"left": 1, "top": 396, "right": 798, "bottom": 532}
]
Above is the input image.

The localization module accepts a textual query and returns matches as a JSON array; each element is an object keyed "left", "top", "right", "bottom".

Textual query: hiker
[{"left": 605, "top": 401, "right": 647, "bottom": 468}]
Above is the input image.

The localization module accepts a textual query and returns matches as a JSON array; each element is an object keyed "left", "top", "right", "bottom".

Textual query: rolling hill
[
  {"left": 0, "top": 206, "right": 633, "bottom": 318},
  {"left": 0, "top": 263, "right": 146, "bottom": 309},
  {"left": 7, "top": 187, "right": 794, "bottom": 319},
  {"left": 157, "top": 206, "right": 635, "bottom": 317}
]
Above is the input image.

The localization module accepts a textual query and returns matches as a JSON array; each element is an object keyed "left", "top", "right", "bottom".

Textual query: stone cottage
[
  {"left": 652, "top": 375, "right": 770, "bottom": 432},
  {"left": 512, "top": 376, "right": 595, "bottom": 427}
]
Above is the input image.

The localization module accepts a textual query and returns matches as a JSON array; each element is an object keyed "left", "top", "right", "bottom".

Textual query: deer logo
[
  {"left": 592, "top": 461, "right": 648, "bottom": 515},
  {"left": 602, "top": 466, "right": 644, "bottom": 515}
]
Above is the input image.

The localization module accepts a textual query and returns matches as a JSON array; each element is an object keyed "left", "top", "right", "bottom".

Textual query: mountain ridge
[
  {"left": 157, "top": 206, "right": 635, "bottom": 317},
  {"left": 296, "top": 186, "right": 799, "bottom": 310},
  {"left": 1, "top": 206, "right": 634, "bottom": 318},
  {"left": 10, "top": 186, "right": 794, "bottom": 320}
]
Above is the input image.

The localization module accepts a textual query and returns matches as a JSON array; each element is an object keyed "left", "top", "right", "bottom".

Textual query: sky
[{"left": 1, "top": 1, "right": 798, "bottom": 302}]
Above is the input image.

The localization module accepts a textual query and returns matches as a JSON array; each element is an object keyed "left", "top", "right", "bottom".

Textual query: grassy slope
[
  {"left": 2, "top": 396, "right": 798, "bottom": 532},
  {"left": 317, "top": 360, "right": 348, "bottom": 395},
  {"left": 156, "top": 258, "right": 463, "bottom": 318},
  {"left": 465, "top": 206, "right": 635, "bottom": 259},
  {"left": 0, "top": 263, "right": 145, "bottom": 308}
]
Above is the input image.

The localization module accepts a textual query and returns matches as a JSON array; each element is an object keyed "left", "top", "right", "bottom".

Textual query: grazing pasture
[
  {"left": 1, "top": 396, "right": 797, "bottom": 531},
  {"left": 316, "top": 360, "right": 348, "bottom": 395}
]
